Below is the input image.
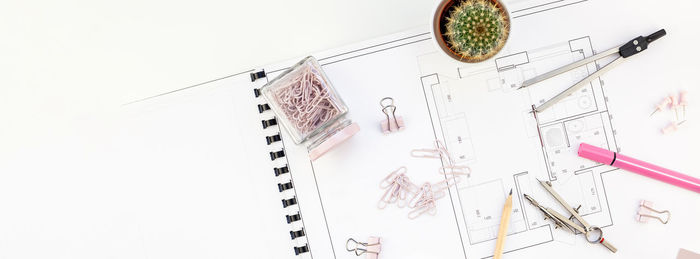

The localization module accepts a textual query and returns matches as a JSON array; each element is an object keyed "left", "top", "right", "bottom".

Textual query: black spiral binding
[
  {"left": 251, "top": 70, "right": 309, "bottom": 256},
  {"left": 294, "top": 245, "right": 309, "bottom": 255},
  {"left": 262, "top": 118, "right": 278, "bottom": 129},
  {"left": 270, "top": 150, "right": 286, "bottom": 161},
  {"left": 290, "top": 228, "right": 305, "bottom": 239},
  {"left": 278, "top": 181, "right": 294, "bottom": 192},
  {"left": 274, "top": 165, "right": 289, "bottom": 176},
  {"left": 286, "top": 213, "right": 301, "bottom": 223},
  {"left": 258, "top": 104, "right": 271, "bottom": 113},
  {"left": 266, "top": 134, "right": 282, "bottom": 145}
]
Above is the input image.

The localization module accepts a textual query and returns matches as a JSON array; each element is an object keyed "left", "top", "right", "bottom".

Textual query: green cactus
[{"left": 443, "top": 0, "right": 509, "bottom": 62}]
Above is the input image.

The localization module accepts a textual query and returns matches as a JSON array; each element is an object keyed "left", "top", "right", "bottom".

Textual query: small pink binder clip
[
  {"left": 346, "top": 237, "right": 381, "bottom": 259},
  {"left": 636, "top": 200, "right": 670, "bottom": 224},
  {"left": 380, "top": 97, "right": 405, "bottom": 134}
]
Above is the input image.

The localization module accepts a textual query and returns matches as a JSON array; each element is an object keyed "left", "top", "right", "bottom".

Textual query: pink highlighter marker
[{"left": 578, "top": 143, "right": 700, "bottom": 194}]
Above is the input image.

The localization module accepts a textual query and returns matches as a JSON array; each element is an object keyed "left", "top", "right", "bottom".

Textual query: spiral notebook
[
  {"left": 118, "top": 3, "right": 675, "bottom": 256},
  {"left": 119, "top": 27, "right": 478, "bottom": 258}
]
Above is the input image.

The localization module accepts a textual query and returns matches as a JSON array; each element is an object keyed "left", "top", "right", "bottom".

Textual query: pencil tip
[{"left": 509, "top": 188, "right": 513, "bottom": 195}]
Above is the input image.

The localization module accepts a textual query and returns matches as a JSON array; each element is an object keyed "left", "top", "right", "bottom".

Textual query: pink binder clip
[
  {"left": 346, "top": 237, "right": 381, "bottom": 259},
  {"left": 636, "top": 200, "right": 670, "bottom": 224},
  {"left": 380, "top": 97, "right": 405, "bottom": 134}
]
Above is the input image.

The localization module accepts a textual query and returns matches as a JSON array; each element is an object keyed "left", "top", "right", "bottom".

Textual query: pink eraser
[
  {"left": 578, "top": 143, "right": 614, "bottom": 165},
  {"left": 366, "top": 236, "right": 381, "bottom": 259},
  {"left": 308, "top": 122, "right": 360, "bottom": 161},
  {"left": 381, "top": 116, "right": 405, "bottom": 134}
]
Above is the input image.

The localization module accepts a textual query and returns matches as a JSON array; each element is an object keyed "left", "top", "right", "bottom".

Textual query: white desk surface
[{"left": 1, "top": 0, "right": 699, "bottom": 258}]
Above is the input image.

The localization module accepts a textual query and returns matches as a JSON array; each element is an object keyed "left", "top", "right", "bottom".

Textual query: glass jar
[{"left": 261, "top": 56, "right": 359, "bottom": 160}]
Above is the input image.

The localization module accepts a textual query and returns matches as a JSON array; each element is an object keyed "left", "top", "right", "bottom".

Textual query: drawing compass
[
  {"left": 524, "top": 179, "right": 617, "bottom": 253},
  {"left": 519, "top": 29, "right": 667, "bottom": 112}
]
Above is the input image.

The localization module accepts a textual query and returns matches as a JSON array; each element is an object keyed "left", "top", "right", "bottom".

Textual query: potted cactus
[{"left": 432, "top": 0, "right": 510, "bottom": 62}]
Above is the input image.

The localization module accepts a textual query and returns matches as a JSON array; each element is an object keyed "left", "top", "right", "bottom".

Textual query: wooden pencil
[{"left": 493, "top": 189, "right": 513, "bottom": 259}]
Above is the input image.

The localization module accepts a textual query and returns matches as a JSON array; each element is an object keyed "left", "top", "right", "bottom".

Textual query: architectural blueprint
[
  {"left": 417, "top": 36, "right": 618, "bottom": 258},
  {"left": 235, "top": 1, "right": 699, "bottom": 258}
]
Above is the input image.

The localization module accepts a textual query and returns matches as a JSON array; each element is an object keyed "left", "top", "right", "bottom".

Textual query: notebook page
[{"left": 113, "top": 72, "right": 295, "bottom": 259}]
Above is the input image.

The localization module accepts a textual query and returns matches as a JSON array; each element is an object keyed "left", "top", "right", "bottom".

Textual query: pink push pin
[
  {"left": 650, "top": 96, "right": 672, "bottom": 117},
  {"left": 669, "top": 95, "right": 679, "bottom": 121},
  {"left": 678, "top": 90, "right": 688, "bottom": 119},
  {"left": 380, "top": 97, "right": 405, "bottom": 134},
  {"left": 661, "top": 121, "right": 685, "bottom": 135}
]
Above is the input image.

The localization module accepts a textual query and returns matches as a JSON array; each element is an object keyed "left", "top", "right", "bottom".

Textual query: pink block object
[
  {"left": 578, "top": 143, "right": 700, "bottom": 193},
  {"left": 308, "top": 122, "right": 360, "bottom": 161},
  {"left": 381, "top": 116, "right": 405, "bottom": 134},
  {"left": 366, "top": 236, "right": 381, "bottom": 259}
]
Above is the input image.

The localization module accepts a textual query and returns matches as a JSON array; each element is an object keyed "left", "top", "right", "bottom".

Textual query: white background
[{"left": 1, "top": 0, "right": 699, "bottom": 258}]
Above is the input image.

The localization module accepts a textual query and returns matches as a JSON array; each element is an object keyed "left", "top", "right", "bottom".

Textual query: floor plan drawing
[{"left": 417, "top": 36, "right": 618, "bottom": 258}]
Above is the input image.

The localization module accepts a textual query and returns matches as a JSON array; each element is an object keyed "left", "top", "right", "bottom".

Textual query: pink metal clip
[
  {"left": 636, "top": 200, "right": 670, "bottom": 224},
  {"left": 378, "top": 167, "right": 417, "bottom": 209},
  {"left": 380, "top": 97, "right": 405, "bottom": 134},
  {"left": 410, "top": 140, "right": 454, "bottom": 166},
  {"left": 440, "top": 165, "right": 471, "bottom": 178},
  {"left": 407, "top": 176, "right": 458, "bottom": 219},
  {"left": 346, "top": 236, "right": 381, "bottom": 259}
]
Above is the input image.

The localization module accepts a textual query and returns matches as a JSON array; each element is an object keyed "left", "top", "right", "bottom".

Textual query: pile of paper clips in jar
[{"left": 377, "top": 140, "right": 471, "bottom": 219}]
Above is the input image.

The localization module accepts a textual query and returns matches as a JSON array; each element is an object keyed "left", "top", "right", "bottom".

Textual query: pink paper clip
[
  {"left": 407, "top": 176, "right": 458, "bottom": 219},
  {"left": 380, "top": 97, "right": 405, "bottom": 134},
  {"left": 346, "top": 237, "right": 381, "bottom": 259},
  {"left": 636, "top": 200, "right": 670, "bottom": 224},
  {"left": 439, "top": 165, "right": 471, "bottom": 178},
  {"left": 410, "top": 140, "right": 454, "bottom": 166},
  {"left": 378, "top": 167, "right": 417, "bottom": 209}
]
